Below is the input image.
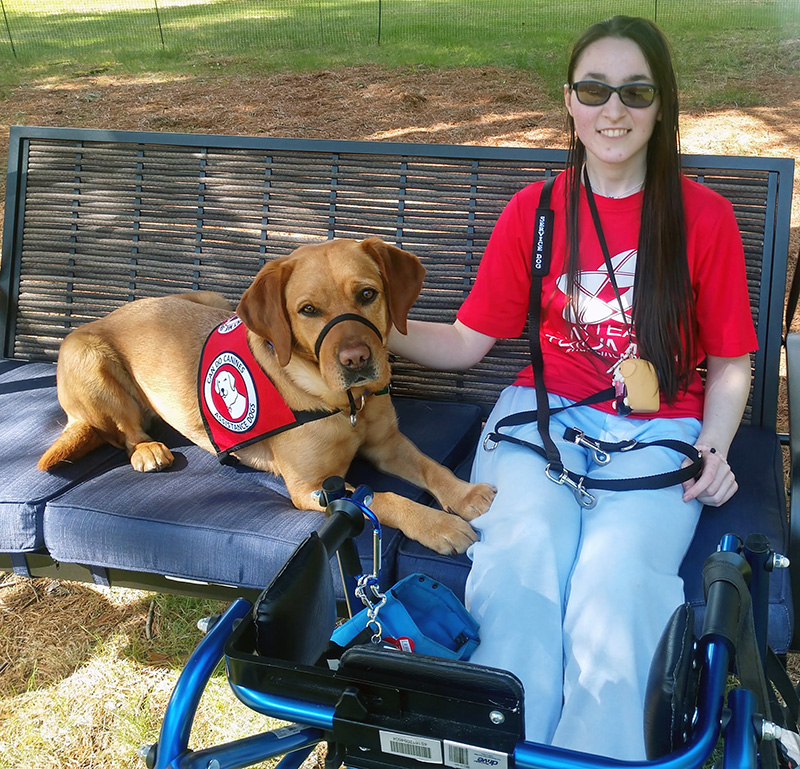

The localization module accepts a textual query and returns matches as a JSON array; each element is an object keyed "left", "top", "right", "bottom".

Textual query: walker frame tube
[{"left": 154, "top": 596, "right": 326, "bottom": 769}]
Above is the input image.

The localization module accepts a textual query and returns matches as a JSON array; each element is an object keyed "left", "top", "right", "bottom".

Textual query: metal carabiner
[
  {"left": 355, "top": 576, "right": 387, "bottom": 643},
  {"left": 544, "top": 463, "right": 597, "bottom": 509},
  {"left": 544, "top": 462, "right": 569, "bottom": 485},
  {"left": 573, "top": 477, "right": 597, "bottom": 509},
  {"left": 351, "top": 492, "right": 387, "bottom": 640},
  {"left": 567, "top": 428, "right": 611, "bottom": 466}
]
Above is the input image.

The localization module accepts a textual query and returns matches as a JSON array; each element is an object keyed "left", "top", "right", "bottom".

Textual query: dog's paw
[
  {"left": 449, "top": 482, "right": 497, "bottom": 521},
  {"left": 130, "top": 441, "right": 174, "bottom": 472},
  {"left": 427, "top": 514, "right": 479, "bottom": 556}
]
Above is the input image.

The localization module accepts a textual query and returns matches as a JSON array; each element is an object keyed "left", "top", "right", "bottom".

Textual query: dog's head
[{"left": 237, "top": 238, "right": 425, "bottom": 392}]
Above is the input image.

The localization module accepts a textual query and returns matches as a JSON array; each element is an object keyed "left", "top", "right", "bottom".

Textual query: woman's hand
[
  {"left": 681, "top": 444, "right": 738, "bottom": 507},
  {"left": 681, "top": 353, "right": 751, "bottom": 507}
]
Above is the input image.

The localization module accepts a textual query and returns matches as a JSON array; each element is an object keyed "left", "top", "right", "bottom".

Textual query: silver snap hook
[
  {"left": 545, "top": 463, "right": 596, "bottom": 508},
  {"left": 567, "top": 428, "right": 611, "bottom": 465}
]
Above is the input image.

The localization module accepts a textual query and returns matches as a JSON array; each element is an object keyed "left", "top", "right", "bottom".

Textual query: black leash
[
  {"left": 528, "top": 174, "right": 561, "bottom": 469},
  {"left": 485, "top": 172, "right": 702, "bottom": 508}
]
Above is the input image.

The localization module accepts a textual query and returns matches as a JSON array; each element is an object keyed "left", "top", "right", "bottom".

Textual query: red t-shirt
[{"left": 457, "top": 172, "right": 758, "bottom": 420}]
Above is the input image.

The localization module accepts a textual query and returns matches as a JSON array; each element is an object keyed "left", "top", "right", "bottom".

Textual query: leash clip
[
  {"left": 356, "top": 576, "right": 387, "bottom": 644},
  {"left": 352, "top": 493, "right": 386, "bottom": 642},
  {"left": 567, "top": 428, "right": 611, "bottom": 465},
  {"left": 347, "top": 391, "right": 366, "bottom": 427},
  {"left": 544, "top": 463, "right": 597, "bottom": 509}
]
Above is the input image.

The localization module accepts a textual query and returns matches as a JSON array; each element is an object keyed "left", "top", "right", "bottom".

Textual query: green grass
[
  {"left": 123, "top": 593, "right": 229, "bottom": 666},
  {"left": 0, "top": 0, "right": 797, "bottom": 101},
  {"left": 0, "top": 579, "right": 288, "bottom": 769}
]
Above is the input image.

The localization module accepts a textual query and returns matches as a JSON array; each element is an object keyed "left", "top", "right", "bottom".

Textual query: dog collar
[
  {"left": 198, "top": 315, "right": 336, "bottom": 461},
  {"left": 346, "top": 385, "right": 390, "bottom": 426}
]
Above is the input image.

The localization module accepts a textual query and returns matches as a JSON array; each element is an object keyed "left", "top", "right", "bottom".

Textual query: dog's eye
[
  {"left": 299, "top": 304, "right": 318, "bottom": 316},
  {"left": 358, "top": 288, "right": 378, "bottom": 304}
]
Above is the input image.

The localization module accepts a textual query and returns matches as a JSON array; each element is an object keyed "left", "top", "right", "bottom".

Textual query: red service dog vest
[{"left": 198, "top": 315, "right": 333, "bottom": 460}]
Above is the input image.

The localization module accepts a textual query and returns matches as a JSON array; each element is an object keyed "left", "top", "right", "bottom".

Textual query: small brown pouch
[{"left": 617, "top": 358, "right": 660, "bottom": 413}]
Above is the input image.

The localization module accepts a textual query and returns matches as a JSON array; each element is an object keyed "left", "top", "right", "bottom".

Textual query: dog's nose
[{"left": 339, "top": 343, "right": 371, "bottom": 370}]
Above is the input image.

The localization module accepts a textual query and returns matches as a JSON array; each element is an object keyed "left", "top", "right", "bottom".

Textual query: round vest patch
[
  {"left": 199, "top": 314, "right": 333, "bottom": 459},
  {"left": 203, "top": 352, "right": 259, "bottom": 433}
]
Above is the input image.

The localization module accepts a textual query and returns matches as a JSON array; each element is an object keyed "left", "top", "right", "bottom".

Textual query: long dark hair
[{"left": 564, "top": 15, "right": 695, "bottom": 402}]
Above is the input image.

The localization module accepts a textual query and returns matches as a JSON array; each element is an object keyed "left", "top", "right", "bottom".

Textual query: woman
[{"left": 388, "top": 16, "right": 757, "bottom": 760}]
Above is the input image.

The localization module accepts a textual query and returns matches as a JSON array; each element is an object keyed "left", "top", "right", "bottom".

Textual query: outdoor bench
[{"left": 0, "top": 125, "right": 796, "bottom": 652}]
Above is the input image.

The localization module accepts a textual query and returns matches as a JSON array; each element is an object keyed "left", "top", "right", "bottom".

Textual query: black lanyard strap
[
  {"left": 490, "top": 387, "right": 616, "bottom": 432},
  {"left": 484, "top": 420, "right": 701, "bottom": 508},
  {"left": 583, "top": 167, "right": 634, "bottom": 343},
  {"left": 529, "top": 173, "right": 560, "bottom": 466}
]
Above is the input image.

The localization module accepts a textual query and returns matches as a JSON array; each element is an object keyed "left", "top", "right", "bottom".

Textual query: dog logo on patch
[{"left": 203, "top": 353, "right": 258, "bottom": 432}]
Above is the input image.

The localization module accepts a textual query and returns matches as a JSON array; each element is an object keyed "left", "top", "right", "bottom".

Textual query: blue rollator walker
[{"left": 143, "top": 478, "right": 799, "bottom": 769}]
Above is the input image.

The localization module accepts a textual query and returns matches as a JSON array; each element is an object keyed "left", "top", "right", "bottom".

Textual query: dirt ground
[
  {"left": 0, "top": 62, "right": 797, "bottom": 287},
  {"left": 0, "top": 63, "right": 800, "bottom": 766},
  {"left": 0, "top": 64, "right": 796, "bottom": 158}
]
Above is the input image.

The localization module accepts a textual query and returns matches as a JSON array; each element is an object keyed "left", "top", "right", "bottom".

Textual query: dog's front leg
[
  {"left": 368, "top": 491, "right": 481, "bottom": 555},
  {"left": 361, "top": 431, "right": 495, "bottom": 519},
  {"left": 357, "top": 410, "right": 496, "bottom": 549}
]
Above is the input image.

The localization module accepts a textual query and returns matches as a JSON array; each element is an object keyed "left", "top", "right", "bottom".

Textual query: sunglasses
[{"left": 570, "top": 80, "right": 658, "bottom": 108}]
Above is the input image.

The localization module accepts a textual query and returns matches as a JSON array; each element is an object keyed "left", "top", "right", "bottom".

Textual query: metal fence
[{"left": 0, "top": 0, "right": 797, "bottom": 62}]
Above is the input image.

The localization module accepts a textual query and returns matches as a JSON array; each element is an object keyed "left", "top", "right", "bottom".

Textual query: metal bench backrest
[{"left": 0, "top": 126, "right": 794, "bottom": 430}]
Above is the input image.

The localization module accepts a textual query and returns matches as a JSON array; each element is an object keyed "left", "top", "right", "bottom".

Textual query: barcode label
[
  {"left": 379, "top": 731, "right": 443, "bottom": 764},
  {"left": 444, "top": 741, "right": 508, "bottom": 769},
  {"left": 445, "top": 743, "right": 470, "bottom": 769}
]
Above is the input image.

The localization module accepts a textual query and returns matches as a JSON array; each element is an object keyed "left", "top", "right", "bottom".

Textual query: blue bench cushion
[
  {"left": 6, "top": 355, "right": 790, "bottom": 652},
  {"left": 0, "top": 360, "right": 122, "bottom": 553},
  {"left": 394, "top": 423, "right": 793, "bottom": 655},
  {"left": 40, "top": 393, "right": 483, "bottom": 596}
]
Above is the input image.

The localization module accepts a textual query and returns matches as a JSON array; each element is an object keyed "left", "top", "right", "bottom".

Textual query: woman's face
[{"left": 565, "top": 36, "right": 661, "bottom": 181}]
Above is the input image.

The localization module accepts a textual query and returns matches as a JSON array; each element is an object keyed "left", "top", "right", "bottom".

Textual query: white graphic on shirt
[{"left": 548, "top": 248, "right": 637, "bottom": 360}]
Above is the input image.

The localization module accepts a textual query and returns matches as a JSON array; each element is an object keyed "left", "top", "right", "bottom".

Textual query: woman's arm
[
  {"left": 681, "top": 353, "right": 752, "bottom": 507},
  {"left": 388, "top": 319, "right": 497, "bottom": 372}
]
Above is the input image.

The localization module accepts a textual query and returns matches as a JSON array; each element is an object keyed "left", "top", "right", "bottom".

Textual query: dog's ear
[
  {"left": 359, "top": 238, "right": 426, "bottom": 335},
  {"left": 237, "top": 258, "right": 295, "bottom": 366}
]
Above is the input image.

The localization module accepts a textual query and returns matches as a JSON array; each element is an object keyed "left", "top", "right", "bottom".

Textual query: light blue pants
[{"left": 466, "top": 386, "right": 702, "bottom": 760}]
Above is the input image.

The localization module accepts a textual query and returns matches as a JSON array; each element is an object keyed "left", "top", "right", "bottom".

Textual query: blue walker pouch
[
  {"left": 331, "top": 572, "right": 480, "bottom": 661},
  {"left": 321, "top": 484, "right": 480, "bottom": 662}
]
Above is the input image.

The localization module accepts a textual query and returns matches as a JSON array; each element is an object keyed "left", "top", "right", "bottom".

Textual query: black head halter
[{"left": 313, "top": 313, "right": 383, "bottom": 360}]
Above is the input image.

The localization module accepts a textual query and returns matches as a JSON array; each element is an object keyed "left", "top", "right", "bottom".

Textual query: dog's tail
[{"left": 38, "top": 420, "right": 106, "bottom": 471}]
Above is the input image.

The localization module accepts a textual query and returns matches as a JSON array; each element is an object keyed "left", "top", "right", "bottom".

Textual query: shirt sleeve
[
  {"left": 457, "top": 184, "right": 541, "bottom": 339},
  {"left": 687, "top": 183, "right": 758, "bottom": 358}
]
